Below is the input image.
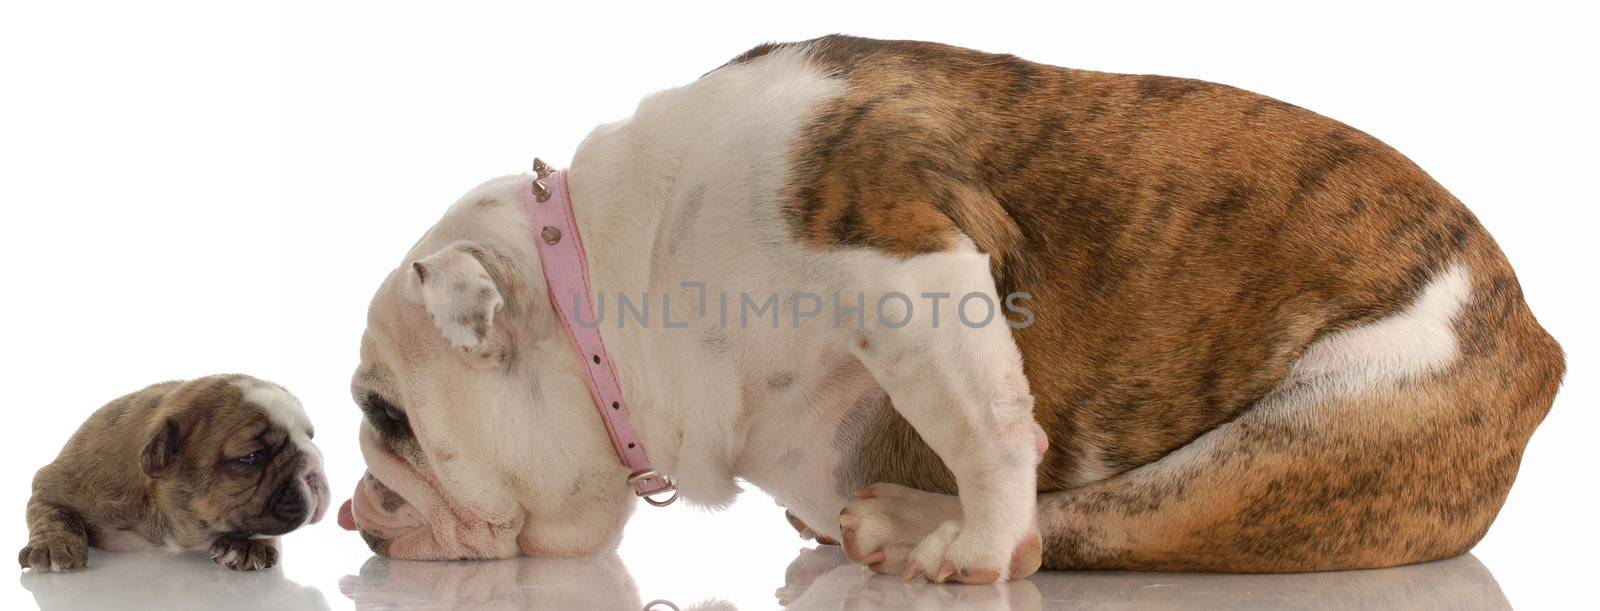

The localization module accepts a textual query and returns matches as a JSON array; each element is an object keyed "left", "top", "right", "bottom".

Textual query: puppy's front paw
[
  {"left": 18, "top": 532, "right": 89, "bottom": 572},
  {"left": 210, "top": 536, "right": 278, "bottom": 571}
]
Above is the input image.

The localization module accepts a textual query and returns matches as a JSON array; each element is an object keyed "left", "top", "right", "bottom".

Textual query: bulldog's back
[{"left": 720, "top": 36, "right": 1562, "bottom": 494}]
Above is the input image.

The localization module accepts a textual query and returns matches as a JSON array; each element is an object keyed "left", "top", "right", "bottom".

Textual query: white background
[{"left": 2, "top": 1, "right": 1596, "bottom": 609}]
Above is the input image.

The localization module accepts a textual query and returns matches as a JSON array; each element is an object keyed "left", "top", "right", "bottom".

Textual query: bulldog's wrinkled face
[
  {"left": 340, "top": 179, "right": 636, "bottom": 560},
  {"left": 145, "top": 375, "right": 330, "bottom": 537}
]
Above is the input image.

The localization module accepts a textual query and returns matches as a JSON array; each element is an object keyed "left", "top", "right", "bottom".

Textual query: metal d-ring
[
  {"left": 629, "top": 470, "right": 679, "bottom": 507},
  {"left": 642, "top": 488, "right": 678, "bottom": 507}
]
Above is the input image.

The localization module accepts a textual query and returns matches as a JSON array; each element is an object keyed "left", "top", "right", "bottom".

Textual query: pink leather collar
[{"left": 519, "top": 160, "right": 677, "bottom": 507}]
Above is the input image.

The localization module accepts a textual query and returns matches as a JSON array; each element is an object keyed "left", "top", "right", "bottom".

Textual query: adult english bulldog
[{"left": 339, "top": 36, "right": 1563, "bottom": 582}]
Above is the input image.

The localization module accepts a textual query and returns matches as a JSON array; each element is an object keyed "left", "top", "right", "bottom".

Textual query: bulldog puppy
[
  {"left": 343, "top": 36, "right": 1562, "bottom": 583},
  {"left": 20, "top": 374, "right": 329, "bottom": 572}
]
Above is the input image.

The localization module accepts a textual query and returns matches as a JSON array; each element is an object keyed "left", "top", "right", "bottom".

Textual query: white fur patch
[
  {"left": 241, "top": 382, "right": 313, "bottom": 437},
  {"left": 562, "top": 41, "right": 851, "bottom": 508},
  {"left": 1289, "top": 263, "right": 1472, "bottom": 395}
]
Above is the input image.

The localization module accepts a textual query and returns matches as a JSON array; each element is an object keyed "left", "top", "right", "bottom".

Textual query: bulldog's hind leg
[
  {"left": 845, "top": 336, "right": 1558, "bottom": 574},
  {"left": 837, "top": 246, "right": 1044, "bottom": 584},
  {"left": 1038, "top": 297, "right": 1562, "bottom": 572},
  {"left": 843, "top": 263, "right": 1562, "bottom": 573}
]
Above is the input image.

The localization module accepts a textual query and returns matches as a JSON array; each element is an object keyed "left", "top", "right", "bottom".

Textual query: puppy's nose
[{"left": 269, "top": 479, "right": 309, "bottom": 521}]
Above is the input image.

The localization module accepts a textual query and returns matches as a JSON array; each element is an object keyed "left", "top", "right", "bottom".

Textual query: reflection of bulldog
[
  {"left": 776, "top": 547, "right": 1509, "bottom": 610},
  {"left": 20, "top": 375, "right": 329, "bottom": 571},
  {"left": 338, "top": 553, "right": 641, "bottom": 610},
  {"left": 341, "top": 35, "right": 1563, "bottom": 583}
]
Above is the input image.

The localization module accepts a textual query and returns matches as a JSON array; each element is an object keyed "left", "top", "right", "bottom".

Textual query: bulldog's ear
[
  {"left": 408, "top": 242, "right": 508, "bottom": 363},
  {"left": 142, "top": 417, "right": 184, "bottom": 478}
]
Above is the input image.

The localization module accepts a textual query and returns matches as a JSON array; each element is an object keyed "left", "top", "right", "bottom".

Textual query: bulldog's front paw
[
  {"left": 839, "top": 483, "right": 1040, "bottom": 584},
  {"left": 18, "top": 532, "right": 89, "bottom": 572},
  {"left": 210, "top": 536, "right": 278, "bottom": 571}
]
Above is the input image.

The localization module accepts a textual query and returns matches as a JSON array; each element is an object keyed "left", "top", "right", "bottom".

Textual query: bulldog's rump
[{"left": 759, "top": 36, "right": 1561, "bottom": 518}]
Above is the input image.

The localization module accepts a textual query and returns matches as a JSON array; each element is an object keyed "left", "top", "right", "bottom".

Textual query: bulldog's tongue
[{"left": 337, "top": 499, "right": 357, "bottom": 531}]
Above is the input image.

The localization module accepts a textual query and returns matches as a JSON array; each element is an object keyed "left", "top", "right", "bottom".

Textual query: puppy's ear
[
  {"left": 142, "top": 417, "right": 183, "bottom": 478},
  {"left": 408, "top": 241, "right": 509, "bottom": 364}
]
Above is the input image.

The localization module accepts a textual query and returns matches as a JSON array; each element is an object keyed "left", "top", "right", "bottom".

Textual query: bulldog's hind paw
[
  {"left": 211, "top": 536, "right": 279, "bottom": 571},
  {"left": 18, "top": 532, "right": 89, "bottom": 572},
  {"left": 838, "top": 483, "right": 1040, "bottom": 584}
]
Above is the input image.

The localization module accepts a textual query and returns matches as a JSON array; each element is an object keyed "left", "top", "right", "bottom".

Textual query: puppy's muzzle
[{"left": 269, "top": 479, "right": 309, "bottom": 522}]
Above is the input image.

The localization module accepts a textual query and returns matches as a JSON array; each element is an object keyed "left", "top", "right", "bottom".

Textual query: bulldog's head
[
  {"left": 145, "top": 375, "right": 329, "bottom": 536},
  {"left": 339, "top": 176, "right": 637, "bottom": 560}
]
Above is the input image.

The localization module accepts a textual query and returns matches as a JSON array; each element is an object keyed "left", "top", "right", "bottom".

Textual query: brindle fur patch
[{"left": 728, "top": 36, "right": 1564, "bottom": 571}]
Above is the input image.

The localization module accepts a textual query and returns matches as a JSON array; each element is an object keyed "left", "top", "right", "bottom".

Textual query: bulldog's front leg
[{"left": 835, "top": 253, "right": 1044, "bottom": 584}]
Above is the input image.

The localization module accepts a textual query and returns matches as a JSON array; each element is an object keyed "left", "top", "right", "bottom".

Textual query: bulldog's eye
[
  {"left": 235, "top": 450, "right": 265, "bottom": 465},
  {"left": 363, "top": 393, "right": 412, "bottom": 438}
]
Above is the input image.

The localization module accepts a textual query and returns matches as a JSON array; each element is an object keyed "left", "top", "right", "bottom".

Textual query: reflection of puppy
[
  {"left": 23, "top": 550, "right": 331, "bottom": 611},
  {"left": 19, "top": 375, "right": 329, "bottom": 572}
]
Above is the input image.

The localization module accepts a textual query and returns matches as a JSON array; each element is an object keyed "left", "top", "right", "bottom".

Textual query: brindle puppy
[{"left": 20, "top": 375, "right": 329, "bottom": 571}]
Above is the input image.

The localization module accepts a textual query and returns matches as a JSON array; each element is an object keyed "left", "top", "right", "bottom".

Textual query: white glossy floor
[
  {"left": 16, "top": 542, "right": 1518, "bottom": 611},
  {"left": 15, "top": 543, "right": 1513, "bottom": 611},
  {"left": 6, "top": 484, "right": 1569, "bottom": 610}
]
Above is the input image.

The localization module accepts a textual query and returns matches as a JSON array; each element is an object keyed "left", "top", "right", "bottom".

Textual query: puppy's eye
[{"left": 235, "top": 450, "right": 265, "bottom": 465}]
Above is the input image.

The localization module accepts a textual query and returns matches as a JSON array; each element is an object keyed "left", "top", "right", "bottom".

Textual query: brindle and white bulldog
[
  {"left": 20, "top": 375, "right": 330, "bottom": 572},
  {"left": 340, "top": 36, "right": 1563, "bottom": 582}
]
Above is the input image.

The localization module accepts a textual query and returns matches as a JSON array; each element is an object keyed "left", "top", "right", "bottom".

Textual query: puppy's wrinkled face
[
  {"left": 340, "top": 178, "right": 635, "bottom": 561},
  {"left": 144, "top": 375, "right": 330, "bottom": 537}
]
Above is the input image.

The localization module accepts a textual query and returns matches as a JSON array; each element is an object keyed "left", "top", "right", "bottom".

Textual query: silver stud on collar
[
  {"left": 532, "top": 157, "right": 554, "bottom": 178},
  {"left": 541, "top": 226, "right": 561, "bottom": 244},
  {"left": 532, "top": 179, "right": 551, "bottom": 202}
]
